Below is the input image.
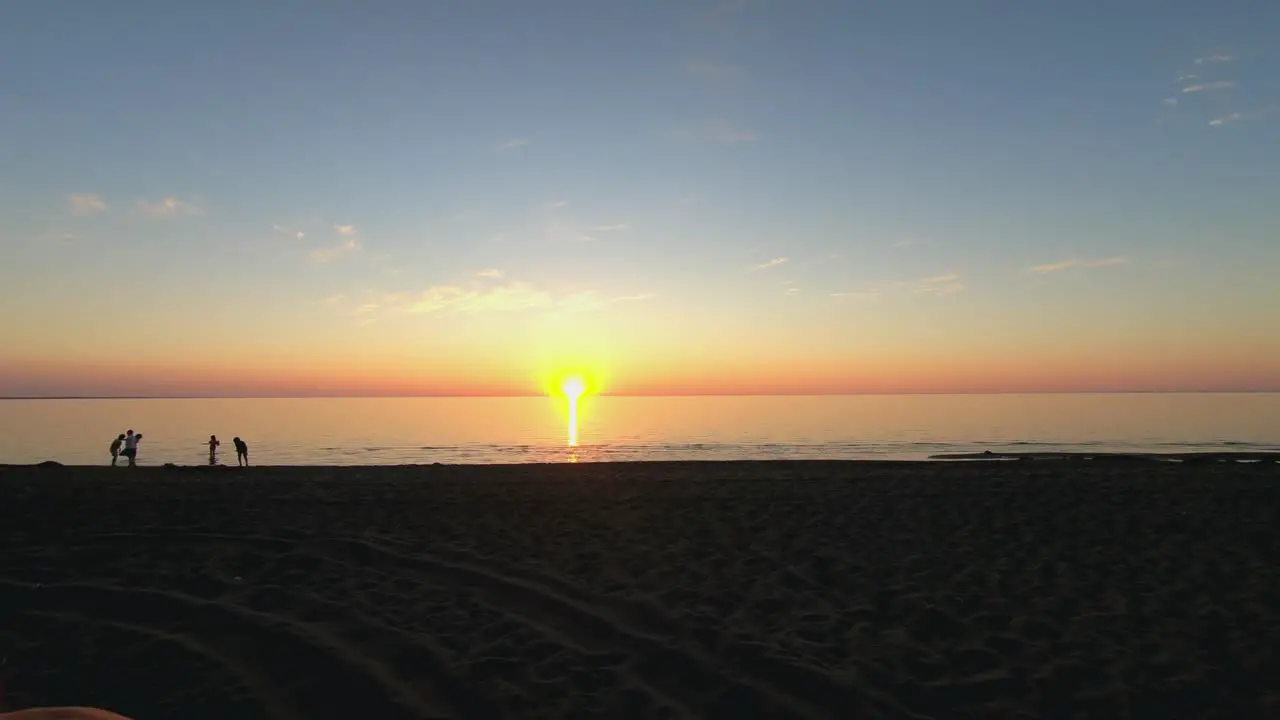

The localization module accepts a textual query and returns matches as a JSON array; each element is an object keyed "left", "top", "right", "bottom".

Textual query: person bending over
[{"left": 109, "top": 433, "right": 125, "bottom": 466}]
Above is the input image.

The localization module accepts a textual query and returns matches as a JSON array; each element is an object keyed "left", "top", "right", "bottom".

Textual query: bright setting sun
[
  {"left": 560, "top": 375, "right": 586, "bottom": 399},
  {"left": 558, "top": 375, "right": 587, "bottom": 447}
]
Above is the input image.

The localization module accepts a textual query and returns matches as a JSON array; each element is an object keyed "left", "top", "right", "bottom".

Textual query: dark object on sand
[
  {"left": 932, "top": 451, "right": 1280, "bottom": 463},
  {"left": 36, "top": 460, "right": 63, "bottom": 468}
]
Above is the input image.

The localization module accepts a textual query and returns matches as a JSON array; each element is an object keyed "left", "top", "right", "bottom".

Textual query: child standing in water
[
  {"left": 208, "top": 435, "right": 220, "bottom": 465},
  {"left": 122, "top": 431, "right": 143, "bottom": 467},
  {"left": 109, "top": 433, "right": 126, "bottom": 466}
]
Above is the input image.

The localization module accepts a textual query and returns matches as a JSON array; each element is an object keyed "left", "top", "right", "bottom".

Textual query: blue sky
[{"left": 2, "top": 1, "right": 1279, "bottom": 396}]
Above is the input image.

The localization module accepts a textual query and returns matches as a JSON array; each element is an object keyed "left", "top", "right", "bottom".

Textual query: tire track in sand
[
  {"left": 15, "top": 530, "right": 895, "bottom": 718},
  {"left": 0, "top": 578, "right": 486, "bottom": 720}
]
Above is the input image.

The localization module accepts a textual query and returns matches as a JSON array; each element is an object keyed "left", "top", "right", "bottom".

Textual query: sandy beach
[{"left": 0, "top": 461, "right": 1276, "bottom": 719}]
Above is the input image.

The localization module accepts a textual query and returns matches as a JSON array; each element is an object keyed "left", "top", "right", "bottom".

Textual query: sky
[{"left": 2, "top": 1, "right": 1279, "bottom": 397}]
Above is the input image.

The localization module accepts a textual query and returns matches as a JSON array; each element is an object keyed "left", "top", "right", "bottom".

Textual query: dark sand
[{"left": 1, "top": 461, "right": 1276, "bottom": 719}]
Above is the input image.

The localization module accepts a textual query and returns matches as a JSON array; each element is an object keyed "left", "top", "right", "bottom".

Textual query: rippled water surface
[{"left": 1, "top": 394, "right": 1277, "bottom": 466}]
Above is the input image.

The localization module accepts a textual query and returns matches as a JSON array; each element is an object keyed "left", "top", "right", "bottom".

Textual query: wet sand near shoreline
[{"left": 1, "top": 461, "right": 1277, "bottom": 719}]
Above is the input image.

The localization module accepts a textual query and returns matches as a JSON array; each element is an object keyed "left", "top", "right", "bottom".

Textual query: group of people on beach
[
  {"left": 107, "top": 431, "right": 249, "bottom": 467},
  {"left": 107, "top": 430, "right": 143, "bottom": 466}
]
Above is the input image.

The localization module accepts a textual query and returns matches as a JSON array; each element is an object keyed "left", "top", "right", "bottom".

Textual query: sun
[{"left": 560, "top": 375, "right": 586, "bottom": 400}]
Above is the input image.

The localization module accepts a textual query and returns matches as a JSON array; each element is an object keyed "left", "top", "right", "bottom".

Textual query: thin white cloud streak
[
  {"left": 718, "top": 127, "right": 757, "bottom": 143},
  {"left": 138, "top": 197, "right": 200, "bottom": 217},
  {"left": 1209, "top": 112, "right": 1243, "bottom": 126},
  {"left": 545, "top": 200, "right": 569, "bottom": 210},
  {"left": 68, "top": 194, "right": 108, "bottom": 215},
  {"left": 752, "top": 257, "right": 788, "bottom": 270},
  {"left": 334, "top": 224, "right": 357, "bottom": 236},
  {"left": 891, "top": 237, "right": 926, "bottom": 248},
  {"left": 672, "top": 120, "right": 757, "bottom": 144},
  {"left": 1194, "top": 54, "right": 1236, "bottom": 64},
  {"left": 831, "top": 290, "right": 881, "bottom": 302},
  {"left": 1182, "top": 81, "right": 1236, "bottom": 93},
  {"left": 311, "top": 238, "right": 361, "bottom": 263},
  {"left": 913, "top": 273, "right": 964, "bottom": 295},
  {"left": 544, "top": 218, "right": 597, "bottom": 243},
  {"left": 591, "top": 224, "right": 629, "bottom": 232},
  {"left": 610, "top": 293, "right": 655, "bottom": 303},
  {"left": 273, "top": 224, "right": 305, "bottom": 240},
  {"left": 476, "top": 268, "right": 504, "bottom": 278},
  {"left": 1029, "top": 257, "right": 1128, "bottom": 274},
  {"left": 371, "top": 280, "right": 653, "bottom": 317},
  {"left": 687, "top": 60, "right": 742, "bottom": 82},
  {"left": 384, "top": 282, "right": 584, "bottom": 315}
]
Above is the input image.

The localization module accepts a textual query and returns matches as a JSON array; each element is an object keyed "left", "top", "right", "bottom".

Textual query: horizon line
[{"left": 2, "top": 389, "right": 1278, "bottom": 400}]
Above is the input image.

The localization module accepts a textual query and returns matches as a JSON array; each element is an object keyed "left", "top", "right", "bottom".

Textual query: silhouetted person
[
  {"left": 233, "top": 437, "right": 249, "bottom": 467},
  {"left": 109, "top": 433, "right": 126, "bottom": 466},
  {"left": 208, "top": 435, "right": 220, "bottom": 465},
  {"left": 122, "top": 431, "right": 142, "bottom": 467}
]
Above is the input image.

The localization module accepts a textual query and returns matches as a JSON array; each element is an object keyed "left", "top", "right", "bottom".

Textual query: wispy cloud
[
  {"left": 1209, "top": 112, "right": 1243, "bottom": 126},
  {"left": 384, "top": 282, "right": 589, "bottom": 315},
  {"left": 334, "top": 224, "right": 357, "bottom": 236},
  {"left": 1182, "top": 80, "right": 1236, "bottom": 93},
  {"left": 698, "top": 0, "right": 746, "bottom": 26},
  {"left": 1195, "top": 54, "right": 1236, "bottom": 65},
  {"left": 496, "top": 138, "right": 529, "bottom": 150},
  {"left": 1029, "top": 257, "right": 1128, "bottom": 274},
  {"left": 687, "top": 59, "right": 742, "bottom": 82},
  {"left": 545, "top": 199, "right": 569, "bottom": 210},
  {"left": 672, "top": 120, "right": 757, "bottom": 144},
  {"left": 591, "top": 223, "right": 628, "bottom": 233},
  {"left": 715, "top": 124, "right": 757, "bottom": 143},
  {"left": 68, "top": 193, "right": 107, "bottom": 215},
  {"left": 610, "top": 293, "right": 655, "bottom": 303},
  {"left": 273, "top": 224, "right": 305, "bottom": 240},
  {"left": 831, "top": 290, "right": 881, "bottom": 302},
  {"left": 369, "top": 276, "right": 650, "bottom": 317},
  {"left": 913, "top": 273, "right": 964, "bottom": 296},
  {"left": 322, "top": 293, "right": 346, "bottom": 305},
  {"left": 476, "top": 268, "right": 504, "bottom": 279},
  {"left": 752, "top": 257, "right": 788, "bottom": 271},
  {"left": 1162, "top": 97, "right": 1178, "bottom": 106},
  {"left": 544, "top": 218, "right": 597, "bottom": 243},
  {"left": 311, "top": 238, "right": 362, "bottom": 263},
  {"left": 139, "top": 197, "right": 200, "bottom": 217}
]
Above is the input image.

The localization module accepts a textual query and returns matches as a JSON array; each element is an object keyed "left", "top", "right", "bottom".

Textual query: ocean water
[{"left": 0, "top": 394, "right": 1277, "bottom": 466}]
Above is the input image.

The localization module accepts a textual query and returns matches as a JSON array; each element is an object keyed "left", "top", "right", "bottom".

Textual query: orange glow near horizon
[{"left": 5, "top": 333, "right": 1280, "bottom": 398}]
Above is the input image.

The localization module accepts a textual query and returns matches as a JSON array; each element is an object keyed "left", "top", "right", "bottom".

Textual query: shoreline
[
  {"left": 6, "top": 449, "right": 1280, "bottom": 471},
  {"left": 2, "top": 461, "right": 1277, "bottom": 718}
]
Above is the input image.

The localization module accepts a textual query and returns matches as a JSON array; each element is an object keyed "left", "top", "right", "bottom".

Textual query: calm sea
[{"left": 0, "top": 394, "right": 1277, "bottom": 466}]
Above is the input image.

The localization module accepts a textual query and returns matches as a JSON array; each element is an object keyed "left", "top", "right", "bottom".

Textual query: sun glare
[
  {"left": 562, "top": 376, "right": 585, "bottom": 447},
  {"left": 545, "top": 371, "right": 598, "bottom": 452},
  {"left": 561, "top": 375, "right": 586, "bottom": 399}
]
